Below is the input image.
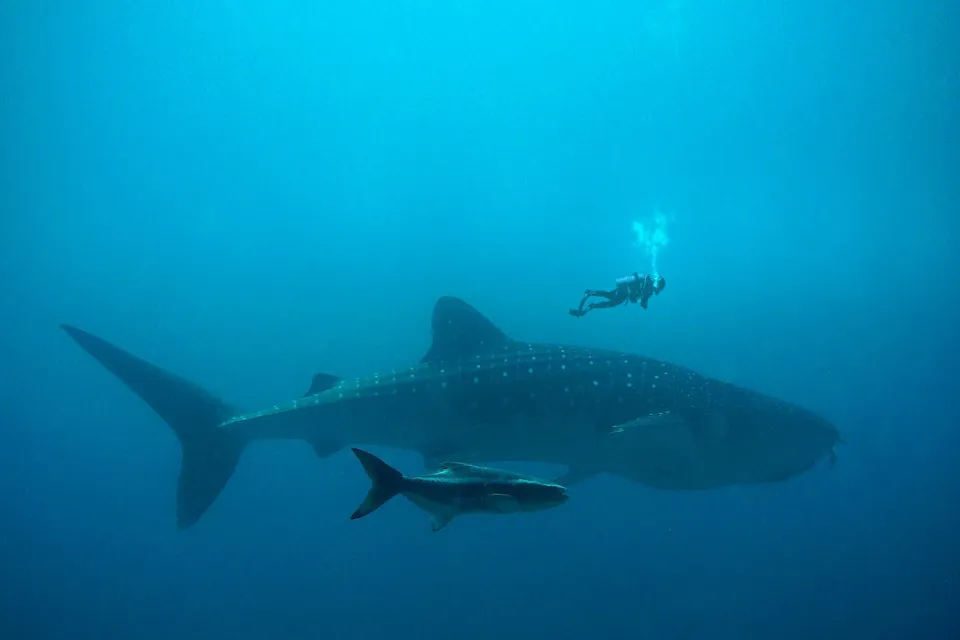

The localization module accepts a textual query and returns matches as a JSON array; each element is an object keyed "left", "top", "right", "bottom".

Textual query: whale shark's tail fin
[{"left": 61, "top": 324, "right": 247, "bottom": 529}]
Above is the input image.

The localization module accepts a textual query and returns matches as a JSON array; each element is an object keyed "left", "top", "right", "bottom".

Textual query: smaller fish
[{"left": 349, "top": 448, "right": 570, "bottom": 531}]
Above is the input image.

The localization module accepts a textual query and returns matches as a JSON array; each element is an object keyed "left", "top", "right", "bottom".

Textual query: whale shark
[{"left": 61, "top": 296, "right": 841, "bottom": 529}]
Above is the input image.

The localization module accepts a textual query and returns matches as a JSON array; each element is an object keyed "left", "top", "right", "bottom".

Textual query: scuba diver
[{"left": 569, "top": 272, "right": 665, "bottom": 318}]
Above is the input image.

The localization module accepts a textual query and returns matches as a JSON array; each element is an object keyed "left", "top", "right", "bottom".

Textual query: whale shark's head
[{"left": 730, "top": 399, "right": 842, "bottom": 483}]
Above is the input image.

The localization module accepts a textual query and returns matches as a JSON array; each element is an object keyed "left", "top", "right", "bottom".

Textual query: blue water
[{"left": 2, "top": 1, "right": 958, "bottom": 638}]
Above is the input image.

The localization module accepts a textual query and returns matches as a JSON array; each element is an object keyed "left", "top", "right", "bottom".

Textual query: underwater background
[{"left": 2, "top": 0, "right": 958, "bottom": 638}]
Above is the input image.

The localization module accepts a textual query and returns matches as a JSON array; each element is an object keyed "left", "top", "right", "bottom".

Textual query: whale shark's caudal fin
[{"left": 61, "top": 324, "right": 247, "bottom": 529}]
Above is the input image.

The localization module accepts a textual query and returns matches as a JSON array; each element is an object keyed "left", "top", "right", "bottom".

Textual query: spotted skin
[
  {"left": 220, "top": 340, "right": 839, "bottom": 491},
  {"left": 221, "top": 343, "right": 691, "bottom": 457},
  {"left": 61, "top": 296, "right": 842, "bottom": 529}
]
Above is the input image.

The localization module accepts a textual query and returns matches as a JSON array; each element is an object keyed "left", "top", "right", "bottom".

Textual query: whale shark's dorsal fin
[
  {"left": 420, "top": 297, "right": 512, "bottom": 363},
  {"left": 303, "top": 373, "right": 341, "bottom": 397}
]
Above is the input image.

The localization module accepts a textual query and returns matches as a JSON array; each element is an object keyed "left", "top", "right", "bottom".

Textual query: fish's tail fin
[
  {"left": 61, "top": 324, "right": 247, "bottom": 529},
  {"left": 349, "top": 448, "right": 405, "bottom": 520}
]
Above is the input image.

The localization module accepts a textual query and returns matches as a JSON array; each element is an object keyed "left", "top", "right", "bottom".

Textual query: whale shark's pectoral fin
[
  {"left": 691, "top": 411, "right": 729, "bottom": 442},
  {"left": 487, "top": 494, "right": 522, "bottom": 513},
  {"left": 606, "top": 411, "right": 689, "bottom": 435},
  {"left": 308, "top": 435, "right": 341, "bottom": 459},
  {"left": 303, "top": 373, "right": 341, "bottom": 397}
]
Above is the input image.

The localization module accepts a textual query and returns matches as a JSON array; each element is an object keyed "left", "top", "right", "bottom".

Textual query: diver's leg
[
  {"left": 588, "top": 299, "right": 620, "bottom": 310},
  {"left": 577, "top": 288, "right": 614, "bottom": 310},
  {"left": 571, "top": 288, "right": 620, "bottom": 317},
  {"left": 588, "top": 288, "right": 630, "bottom": 312},
  {"left": 587, "top": 289, "right": 618, "bottom": 301}
]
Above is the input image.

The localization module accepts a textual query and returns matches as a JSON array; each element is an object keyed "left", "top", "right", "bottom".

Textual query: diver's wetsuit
[{"left": 569, "top": 273, "right": 662, "bottom": 317}]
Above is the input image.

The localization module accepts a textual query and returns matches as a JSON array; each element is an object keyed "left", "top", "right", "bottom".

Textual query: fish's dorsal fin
[
  {"left": 420, "top": 297, "right": 512, "bottom": 364},
  {"left": 437, "top": 461, "right": 509, "bottom": 480},
  {"left": 303, "top": 373, "right": 340, "bottom": 397},
  {"left": 437, "top": 461, "right": 480, "bottom": 472}
]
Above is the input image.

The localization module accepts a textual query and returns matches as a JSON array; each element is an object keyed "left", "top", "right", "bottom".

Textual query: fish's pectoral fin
[
  {"left": 487, "top": 493, "right": 522, "bottom": 514},
  {"left": 404, "top": 494, "right": 457, "bottom": 530}
]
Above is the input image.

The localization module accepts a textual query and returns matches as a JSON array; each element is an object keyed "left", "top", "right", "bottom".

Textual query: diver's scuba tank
[{"left": 615, "top": 273, "right": 641, "bottom": 287}]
